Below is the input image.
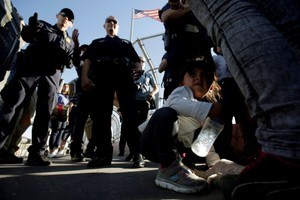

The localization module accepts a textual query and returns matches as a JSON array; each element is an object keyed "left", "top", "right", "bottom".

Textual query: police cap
[{"left": 59, "top": 8, "right": 74, "bottom": 23}]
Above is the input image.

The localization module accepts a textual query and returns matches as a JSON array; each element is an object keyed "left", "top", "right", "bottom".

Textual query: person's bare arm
[
  {"left": 208, "top": 102, "right": 224, "bottom": 122},
  {"left": 147, "top": 84, "right": 159, "bottom": 101}
]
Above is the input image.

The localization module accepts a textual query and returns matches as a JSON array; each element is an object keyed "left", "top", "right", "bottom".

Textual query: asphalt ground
[{"left": 0, "top": 142, "right": 224, "bottom": 200}]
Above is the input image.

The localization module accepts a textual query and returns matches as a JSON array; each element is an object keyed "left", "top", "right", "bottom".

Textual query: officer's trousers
[{"left": 0, "top": 70, "right": 61, "bottom": 154}]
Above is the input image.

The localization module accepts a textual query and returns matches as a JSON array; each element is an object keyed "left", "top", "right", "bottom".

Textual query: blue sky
[{"left": 12, "top": 0, "right": 166, "bottom": 96}]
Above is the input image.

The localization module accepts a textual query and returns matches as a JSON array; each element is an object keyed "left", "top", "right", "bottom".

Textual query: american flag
[{"left": 133, "top": 9, "right": 161, "bottom": 22}]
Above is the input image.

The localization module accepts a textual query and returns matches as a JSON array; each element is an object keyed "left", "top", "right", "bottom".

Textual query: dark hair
[
  {"left": 180, "top": 59, "right": 221, "bottom": 102},
  {"left": 179, "top": 59, "right": 215, "bottom": 85},
  {"left": 79, "top": 44, "right": 88, "bottom": 51}
]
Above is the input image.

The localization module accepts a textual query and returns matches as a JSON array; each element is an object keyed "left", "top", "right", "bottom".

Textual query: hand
[
  {"left": 208, "top": 102, "right": 225, "bottom": 122},
  {"left": 146, "top": 94, "right": 153, "bottom": 101},
  {"left": 28, "top": 12, "right": 41, "bottom": 30},
  {"left": 131, "top": 61, "right": 143, "bottom": 80},
  {"left": 81, "top": 77, "right": 95, "bottom": 92},
  {"left": 132, "top": 69, "right": 144, "bottom": 81},
  {"left": 72, "top": 29, "right": 79, "bottom": 48}
]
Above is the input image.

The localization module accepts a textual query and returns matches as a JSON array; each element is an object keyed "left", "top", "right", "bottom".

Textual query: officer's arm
[
  {"left": 81, "top": 59, "right": 95, "bottom": 91},
  {"left": 71, "top": 29, "right": 81, "bottom": 68},
  {"left": 21, "top": 12, "right": 42, "bottom": 43},
  {"left": 161, "top": 4, "right": 190, "bottom": 23},
  {"left": 82, "top": 59, "right": 91, "bottom": 79}
]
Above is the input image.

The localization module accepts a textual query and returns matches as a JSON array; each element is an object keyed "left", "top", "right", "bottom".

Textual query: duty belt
[{"left": 96, "top": 56, "right": 123, "bottom": 64}]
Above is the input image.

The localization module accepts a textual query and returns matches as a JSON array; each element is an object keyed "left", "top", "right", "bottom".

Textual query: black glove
[{"left": 28, "top": 12, "right": 41, "bottom": 30}]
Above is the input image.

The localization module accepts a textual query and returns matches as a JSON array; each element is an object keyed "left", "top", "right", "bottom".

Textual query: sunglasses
[
  {"left": 60, "top": 12, "right": 73, "bottom": 22},
  {"left": 106, "top": 19, "right": 117, "bottom": 24}
]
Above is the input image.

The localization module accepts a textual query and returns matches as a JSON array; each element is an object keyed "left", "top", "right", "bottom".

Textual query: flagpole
[{"left": 130, "top": 8, "right": 134, "bottom": 42}]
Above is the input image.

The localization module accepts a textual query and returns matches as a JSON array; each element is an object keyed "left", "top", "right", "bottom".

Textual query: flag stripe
[{"left": 133, "top": 9, "right": 161, "bottom": 22}]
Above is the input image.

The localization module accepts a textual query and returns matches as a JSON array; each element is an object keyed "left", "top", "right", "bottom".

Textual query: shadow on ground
[{"left": 0, "top": 154, "right": 223, "bottom": 200}]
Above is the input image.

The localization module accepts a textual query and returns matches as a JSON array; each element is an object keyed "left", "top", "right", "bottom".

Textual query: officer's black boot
[
  {"left": 87, "top": 146, "right": 113, "bottom": 168},
  {"left": 131, "top": 153, "right": 145, "bottom": 168},
  {"left": 70, "top": 142, "right": 85, "bottom": 162}
]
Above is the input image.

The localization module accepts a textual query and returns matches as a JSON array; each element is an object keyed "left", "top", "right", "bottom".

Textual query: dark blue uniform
[
  {"left": 83, "top": 35, "right": 140, "bottom": 163},
  {"left": 160, "top": 3, "right": 214, "bottom": 99},
  {"left": 0, "top": 20, "right": 75, "bottom": 157}
]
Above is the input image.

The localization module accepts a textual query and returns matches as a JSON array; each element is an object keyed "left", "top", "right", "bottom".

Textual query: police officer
[
  {"left": 118, "top": 56, "right": 159, "bottom": 158},
  {"left": 69, "top": 44, "right": 95, "bottom": 162},
  {"left": 0, "top": 8, "right": 76, "bottom": 166},
  {"left": 159, "top": 0, "right": 214, "bottom": 99},
  {"left": 81, "top": 16, "right": 145, "bottom": 168}
]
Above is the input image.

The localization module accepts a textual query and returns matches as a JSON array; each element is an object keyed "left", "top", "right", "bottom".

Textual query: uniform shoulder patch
[
  {"left": 121, "top": 38, "right": 131, "bottom": 44},
  {"left": 94, "top": 38, "right": 106, "bottom": 43}
]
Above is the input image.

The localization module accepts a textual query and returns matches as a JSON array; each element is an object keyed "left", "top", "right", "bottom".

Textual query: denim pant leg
[
  {"left": 189, "top": 0, "right": 300, "bottom": 159},
  {"left": 251, "top": 0, "right": 300, "bottom": 63}
]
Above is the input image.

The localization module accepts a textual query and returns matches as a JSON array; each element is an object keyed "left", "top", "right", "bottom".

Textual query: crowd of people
[{"left": 1, "top": 0, "right": 300, "bottom": 199}]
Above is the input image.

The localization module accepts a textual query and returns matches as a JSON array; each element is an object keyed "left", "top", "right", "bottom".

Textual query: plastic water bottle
[{"left": 191, "top": 117, "right": 224, "bottom": 157}]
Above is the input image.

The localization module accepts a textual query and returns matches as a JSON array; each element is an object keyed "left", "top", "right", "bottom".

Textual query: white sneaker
[
  {"left": 155, "top": 160, "right": 208, "bottom": 194},
  {"left": 48, "top": 148, "right": 58, "bottom": 158},
  {"left": 55, "top": 149, "right": 66, "bottom": 158}
]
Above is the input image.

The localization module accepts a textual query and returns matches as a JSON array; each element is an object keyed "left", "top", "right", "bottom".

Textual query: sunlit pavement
[{"left": 0, "top": 142, "right": 224, "bottom": 200}]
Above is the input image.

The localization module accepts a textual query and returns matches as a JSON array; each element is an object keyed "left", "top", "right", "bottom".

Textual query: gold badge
[{"left": 66, "top": 37, "right": 71, "bottom": 44}]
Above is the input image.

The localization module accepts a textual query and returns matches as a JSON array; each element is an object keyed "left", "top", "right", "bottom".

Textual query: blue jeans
[{"left": 189, "top": 0, "right": 300, "bottom": 159}]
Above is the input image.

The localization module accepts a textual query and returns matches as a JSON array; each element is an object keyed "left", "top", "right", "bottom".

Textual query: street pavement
[{"left": 0, "top": 142, "right": 224, "bottom": 200}]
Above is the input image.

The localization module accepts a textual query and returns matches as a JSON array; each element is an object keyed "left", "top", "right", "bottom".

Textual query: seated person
[{"left": 140, "top": 59, "right": 223, "bottom": 194}]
